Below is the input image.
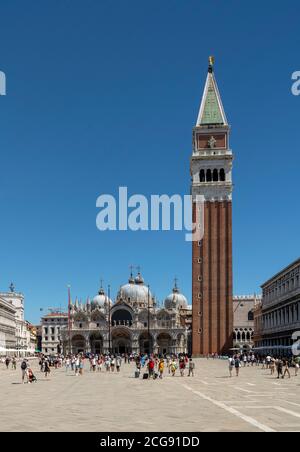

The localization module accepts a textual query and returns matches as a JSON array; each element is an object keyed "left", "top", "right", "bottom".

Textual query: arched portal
[
  {"left": 89, "top": 332, "right": 103, "bottom": 355},
  {"left": 157, "top": 333, "right": 172, "bottom": 355},
  {"left": 111, "top": 328, "right": 132, "bottom": 355},
  {"left": 139, "top": 332, "right": 153, "bottom": 355},
  {"left": 71, "top": 334, "right": 86, "bottom": 354},
  {"left": 111, "top": 309, "right": 133, "bottom": 327}
]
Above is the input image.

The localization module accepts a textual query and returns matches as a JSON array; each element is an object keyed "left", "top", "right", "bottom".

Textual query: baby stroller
[{"left": 28, "top": 368, "right": 37, "bottom": 383}]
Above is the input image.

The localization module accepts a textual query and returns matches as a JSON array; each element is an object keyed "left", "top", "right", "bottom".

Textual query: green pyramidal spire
[{"left": 196, "top": 57, "right": 227, "bottom": 126}]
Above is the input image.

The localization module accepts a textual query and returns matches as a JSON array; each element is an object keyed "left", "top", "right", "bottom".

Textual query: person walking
[
  {"left": 44, "top": 359, "right": 50, "bottom": 378},
  {"left": 5, "top": 357, "right": 10, "bottom": 370},
  {"left": 276, "top": 358, "right": 283, "bottom": 379},
  {"left": 282, "top": 359, "right": 291, "bottom": 379},
  {"left": 116, "top": 355, "right": 122, "bottom": 373},
  {"left": 110, "top": 357, "right": 116, "bottom": 372},
  {"left": 79, "top": 357, "right": 84, "bottom": 375},
  {"left": 234, "top": 355, "right": 241, "bottom": 377},
  {"left": 92, "top": 356, "right": 96, "bottom": 372},
  {"left": 135, "top": 357, "right": 141, "bottom": 377},
  {"left": 75, "top": 356, "right": 80, "bottom": 376},
  {"left": 105, "top": 356, "right": 111, "bottom": 372},
  {"left": 97, "top": 357, "right": 103, "bottom": 372},
  {"left": 65, "top": 357, "right": 70, "bottom": 373},
  {"left": 270, "top": 358, "right": 276, "bottom": 376},
  {"left": 158, "top": 358, "right": 164, "bottom": 379},
  {"left": 148, "top": 358, "right": 155, "bottom": 379},
  {"left": 21, "top": 359, "right": 28, "bottom": 384},
  {"left": 228, "top": 356, "right": 234, "bottom": 377},
  {"left": 11, "top": 356, "right": 17, "bottom": 370},
  {"left": 179, "top": 358, "right": 186, "bottom": 377},
  {"left": 188, "top": 358, "right": 195, "bottom": 377},
  {"left": 167, "top": 357, "right": 172, "bottom": 374},
  {"left": 170, "top": 358, "right": 177, "bottom": 377}
]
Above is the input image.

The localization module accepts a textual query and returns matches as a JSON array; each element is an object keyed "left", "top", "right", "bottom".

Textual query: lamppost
[
  {"left": 147, "top": 284, "right": 151, "bottom": 356},
  {"left": 67, "top": 285, "right": 71, "bottom": 355},
  {"left": 108, "top": 284, "right": 111, "bottom": 354}
]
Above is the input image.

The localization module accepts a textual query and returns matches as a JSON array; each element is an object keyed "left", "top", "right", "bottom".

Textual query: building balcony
[{"left": 192, "top": 149, "right": 232, "bottom": 158}]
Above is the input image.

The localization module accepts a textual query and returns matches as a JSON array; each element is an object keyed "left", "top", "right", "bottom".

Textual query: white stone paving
[{"left": 0, "top": 358, "right": 299, "bottom": 432}]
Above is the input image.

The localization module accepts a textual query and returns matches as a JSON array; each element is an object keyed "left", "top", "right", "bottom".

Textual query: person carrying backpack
[
  {"left": 148, "top": 359, "right": 155, "bottom": 378},
  {"left": 234, "top": 356, "right": 241, "bottom": 377},
  {"left": 21, "top": 359, "right": 28, "bottom": 384}
]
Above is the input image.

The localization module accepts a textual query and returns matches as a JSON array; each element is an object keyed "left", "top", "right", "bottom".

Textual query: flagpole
[
  {"left": 108, "top": 284, "right": 111, "bottom": 354},
  {"left": 148, "top": 284, "right": 151, "bottom": 356},
  {"left": 67, "top": 285, "right": 71, "bottom": 355}
]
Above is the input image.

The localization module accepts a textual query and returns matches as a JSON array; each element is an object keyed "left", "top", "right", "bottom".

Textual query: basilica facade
[{"left": 61, "top": 272, "right": 191, "bottom": 356}]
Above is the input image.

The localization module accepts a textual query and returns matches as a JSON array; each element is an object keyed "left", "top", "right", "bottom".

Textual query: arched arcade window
[
  {"left": 200, "top": 169, "right": 205, "bottom": 183},
  {"left": 220, "top": 168, "right": 225, "bottom": 181},
  {"left": 213, "top": 169, "right": 219, "bottom": 182}
]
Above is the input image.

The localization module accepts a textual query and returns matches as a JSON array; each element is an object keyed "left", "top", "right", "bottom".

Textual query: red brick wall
[
  {"left": 192, "top": 201, "right": 233, "bottom": 356},
  {"left": 196, "top": 133, "right": 226, "bottom": 150}
]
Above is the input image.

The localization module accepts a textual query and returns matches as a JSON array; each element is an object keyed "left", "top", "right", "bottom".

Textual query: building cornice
[{"left": 261, "top": 258, "right": 300, "bottom": 289}]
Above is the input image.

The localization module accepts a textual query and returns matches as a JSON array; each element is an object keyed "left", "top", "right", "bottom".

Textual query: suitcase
[{"left": 142, "top": 373, "right": 149, "bottom": 380}]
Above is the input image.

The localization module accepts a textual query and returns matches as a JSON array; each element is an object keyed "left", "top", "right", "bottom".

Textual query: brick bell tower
[{"left": 191, "top": 57, "right": 233, "bottom": 356}]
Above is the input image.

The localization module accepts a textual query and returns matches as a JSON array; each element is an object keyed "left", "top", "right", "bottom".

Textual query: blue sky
[{"left": 0, "top": 1, "right": 299, "bottom": 323}]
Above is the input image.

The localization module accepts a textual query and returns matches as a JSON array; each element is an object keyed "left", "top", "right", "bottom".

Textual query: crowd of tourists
[
  {"left": 227, "top": 352, "right": 300, "bottom": 378},
  {"left": 134, "top": 354, "right": 195, "bottom": 379},
  {"left": 13, "top": 352, "right": 195, "bottom": 383},
  {"left": 2, "top": 350, "right": 300, "bottom": 384},
  {"left": 49, "top": 352, "right": 195, "bottom": 380},
  {"left": 63, "top": 354, "right": 124, "bottom": 375}
]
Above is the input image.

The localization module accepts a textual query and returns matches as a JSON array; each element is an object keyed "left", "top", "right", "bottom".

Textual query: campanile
[{"left": 191, "top": 57, "right": 233, "bottom": 356}]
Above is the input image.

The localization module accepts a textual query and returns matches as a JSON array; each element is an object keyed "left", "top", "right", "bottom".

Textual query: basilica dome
[
  {"left": 91, "top": 287, "right": 112, "bottom": 310},
  {"left": 164, "top": 283, "right": 188, "bottom": 310},
  {"left": 117, "top": 272, "right": 154, "bottom": 308}
]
